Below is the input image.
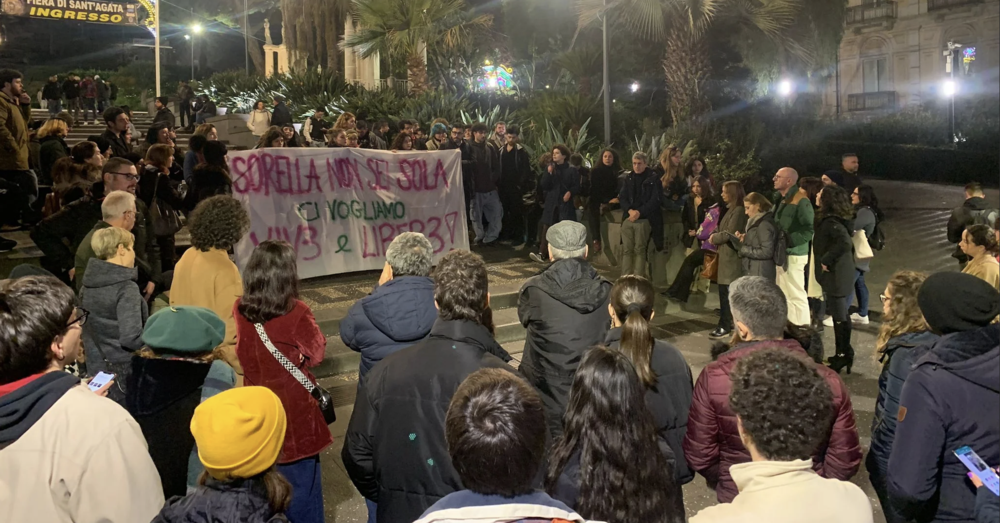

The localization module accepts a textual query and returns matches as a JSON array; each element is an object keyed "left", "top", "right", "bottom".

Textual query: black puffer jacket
[
  {"left": 342, "top": 319, "right": 515, "bottom": 523},
  {"left": 518, "top": 258, "right": 612, "bottom": 439},
  {"left": 605, "top": 328, "right": 694, "bottom": 484},
  {"left": 152, "top": 476, "right": 289, "bottom": 523},
  {"left": 813, "top": 215, "right": 855, "bottom": 298}
]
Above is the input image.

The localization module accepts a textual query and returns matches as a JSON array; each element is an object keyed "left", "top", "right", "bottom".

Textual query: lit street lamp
[
  {"left": 630, "top": 81, "right": 639, "bottom": 94},
  {"left": 188, "top": 23, "right": 203, "bottom": 81},
  {"left": 944, "top": 41, "right": 962, "bottom": 143},
  {"left": 778, "top": 79, "right": 793, "bottom": 97}
]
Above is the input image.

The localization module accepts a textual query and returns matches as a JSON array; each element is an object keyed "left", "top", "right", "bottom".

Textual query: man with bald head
[{"left": 772, "top": 167, "right": 814, "bottom": 326}]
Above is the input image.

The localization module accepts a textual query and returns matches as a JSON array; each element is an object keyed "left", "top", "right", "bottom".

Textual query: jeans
[
  {"left": 718, "top": 284, "right": 733, "bottom": 330},
  {"left": 849, "top": 269, "right": 869, "bottom": 317},
  {"left": 46, "top": 99, "right": 62, "bottom": 116},
  {"left": 277, "top": 455, "right": 325, "bottom": 523},
  {"left": 471, "top": 190, "right": 503, "bottom": 243},
  {"left": 667, "top": 249, "right": 707, "bottom": 301},
  {"left": 365, "top": 498, "right": 377, "bottom": 523},
  {"left": 776, "top": 254, "right": 810, "bottom": 326},
  {"left": 67, "top": 98, "right": 81, "bottom": 124},
  {"left": 621, "top": 218, "right": 652, "bottom": 277},
  {"left": 97, "top": 99, "right": 108, "bottom": 113},
  {"left": 83, "top": 98, "right": 97, "bottom": 122}
]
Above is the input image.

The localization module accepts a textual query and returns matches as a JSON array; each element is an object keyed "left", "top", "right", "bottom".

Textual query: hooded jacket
[
  {"left": 0, "top": 377, "right": 164, "bottom": 523},
  {"left": 80, "top": 257, "right": 149, "bottom": 365},
  {"left": 342, "top": 319, "right": 515, "bottom": 523},
  {"left": 888, "top": 324, "right": 1000, "bottom": 522},
  {"left": 605, "top": 327, "right": 694, "bottom": 484},
  {"left": 152, "top": 476, "right": 288, "bottom": 523},
  {"left": 683, "top": 338, "right": 862, "bottom": 503},
  {"left": 518, "top": 258, "right": 612, "bottom": 438},
  {"left": 813, "top": 215, "right": 856, "bottom": 298},
  {"left": 868, "top": 331, "right": 940, "bottom": 478},
  {"left": 340, "top": 276, "right": 437, "bottom": 385}
]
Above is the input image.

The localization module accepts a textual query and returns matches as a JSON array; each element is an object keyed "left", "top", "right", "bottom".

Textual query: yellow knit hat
[{"left": 191, "top": 386, "right": 287, "bottom": 480}]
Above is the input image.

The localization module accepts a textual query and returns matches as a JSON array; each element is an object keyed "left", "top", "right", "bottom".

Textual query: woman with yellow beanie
[{"left": 151, "top": 386, "right": 292, "bottom": 523}]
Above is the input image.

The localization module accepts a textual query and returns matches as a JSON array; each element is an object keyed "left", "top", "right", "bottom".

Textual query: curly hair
[
  {"left": 876, "top": 271, "right": 930, "bottom": 360},
  {"left": 391, "top": 130, "right": 413, "bottom": 151},
  {"left": 188, "top": 195, "right": 250, "bottom": 252},
  {"left": 817, "top": 184, "right": 854, "bottom": 221},
  {"left": 545, "top": 346, "right": 680, "bottom": 523},
  {"left": 729, "top": 347, "right": 834, "bottom": 461},
  {"left": 433, "top": 250, "right": 489, "bottom": 324}
]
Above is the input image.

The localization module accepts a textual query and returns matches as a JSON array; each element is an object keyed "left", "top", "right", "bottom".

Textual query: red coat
[
  {"left": 682, "top": 338, "right": 862, "bottom": 503},
  {"left": 234, "top": 299, "right": 332, "bottom": 463}
]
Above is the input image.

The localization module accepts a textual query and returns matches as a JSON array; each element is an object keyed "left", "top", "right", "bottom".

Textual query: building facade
[{"left": 824, "top": 0, "right": 999, "bottom": 116}]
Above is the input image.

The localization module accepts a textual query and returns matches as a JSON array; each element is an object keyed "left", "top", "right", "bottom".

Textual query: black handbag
[
  {"left": 149, "top": 177, "right": 183, "bottom": 237},
  {"left": 253, "top": 323, "right": 336, "bottom": 425}
]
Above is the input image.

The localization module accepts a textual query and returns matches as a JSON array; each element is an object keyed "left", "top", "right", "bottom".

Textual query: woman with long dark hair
[
  {"left": 866, "top": 270, "right": 936, "bottom": 523},
  {"left": 235, "top": 240, "right": 330, "bottom": 523},
  {"left": 255, "top": 126, "right": 285, "bottom": 149},
  {"left": 604, "top": 275, "right": 693, "bottom": 513},
  {"left": 663, "top": 176, "right": 720, "bottom": 301},
  {"left": 708, "top": 181, "right": 748, "bottom": 338},
  {"left": 546, "top": 346, "right": 683, "bottom": 523},
  {"left": 530, "top": 144, "right": 580, "bottom": 264},
  {"left": 814, "top": 185, "right": 857, "bottom": 374},
  {"left": 800, "top": 176, "right": 826, "bottom": 330},
  {"left": 587, "top": 148, "right": 620, "bottom": 255},
  {"left": 49, "top": 141, "right": 103, "bottom": 209},
  {"left": 845, "top": 184, "right": 882, "bottom": 325},
  {"left": 187, "top": 141, "right": 232, "bottom": 211},
  {"left": 686, "top": 156, "right": 714, "bottom": 188},
  {"left": 391, "top": 130, "right": 413, "bottom": 151}
]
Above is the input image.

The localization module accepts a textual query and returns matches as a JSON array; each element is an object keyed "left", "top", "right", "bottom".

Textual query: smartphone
[
  {"left": 954, "top": 446, "right": 1000, "bottom": 496},
  {"left": 86, "top": 371, "right": 115, "bottom": 392}
]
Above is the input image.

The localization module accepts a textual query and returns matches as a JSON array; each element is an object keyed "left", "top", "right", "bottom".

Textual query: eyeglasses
[
  {"left": 67, "top": 307, "right": 89, "bottom": 328},
  {"left": 879, "top": 293, "right": 890, "bottom": 304},
  {"left": 112, "top": 172, "right": 140, "bottom": 182}
]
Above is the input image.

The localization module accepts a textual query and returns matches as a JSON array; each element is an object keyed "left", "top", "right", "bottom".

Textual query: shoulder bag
[
  {"left": 150, "top": 176, "right": 183, "bottom": 237},
  {"left": 253, "top": 323, "right": 336, "bottom": 425},
  {"left": 700, "top": 250, "right": 719, "bottom": 281},
  {"left": 853, "top": 229, "right": 874, "bottom": 262}
]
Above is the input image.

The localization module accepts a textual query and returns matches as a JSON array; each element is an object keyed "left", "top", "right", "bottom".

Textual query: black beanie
[
  {"left": 918, "top": 272, "right": 1000, "bottom": 334},
  {"left": 823, "top": 170, "right": 845, "bottom": 188}
]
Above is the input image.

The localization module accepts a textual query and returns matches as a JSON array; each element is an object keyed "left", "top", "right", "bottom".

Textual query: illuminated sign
[
  {"left": 478, "top": 63, "right": 514, "bottom": 91},
  {"left": 962, "top": 46, "right": 975, "bottom": 75},
  {"left": 1, "top": 0, "right": 142, "bottom": 25}
]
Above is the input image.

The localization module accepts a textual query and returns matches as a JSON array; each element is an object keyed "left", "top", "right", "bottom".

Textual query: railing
[
  {"left": 846, "top": 1, "right": 897, "bottom": 24},
  {"left": 377, "top": 78, "right": 410, "bottom": 94},
  {"left": 848, "top": 91, "right": 897, "bottom": 111},
  {"left": 928, "top": 0, "right": 981, "bottom": 10}
]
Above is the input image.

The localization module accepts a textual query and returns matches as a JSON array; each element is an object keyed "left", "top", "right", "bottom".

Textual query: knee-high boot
[{"left": 828, "top": 320, "right": 854, "bottom": 374}]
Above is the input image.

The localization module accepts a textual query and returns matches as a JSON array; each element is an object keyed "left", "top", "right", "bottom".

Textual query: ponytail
[{"left": 619, "top": 304, "right": 655, "bottom": 387}]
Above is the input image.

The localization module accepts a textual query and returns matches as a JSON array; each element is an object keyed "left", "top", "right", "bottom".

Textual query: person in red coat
[
  {"left": 234, "top": 240, "right": 331, "bottom": 522},
  {"left": 683, "top": 276, "right": 862, "bottom": 503}
]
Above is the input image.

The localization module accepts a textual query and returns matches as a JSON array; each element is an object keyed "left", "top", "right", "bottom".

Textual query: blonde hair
[
  {"left": 101, "top": 190, "right": 136, "bottom": 220},
  {"left": 91, "top": 227, "right": 134, "bottom": 260},
  {"left": 744, "top": 192, "right": 773, "bottom": 212},
  {"left": 658, "top": 144, "right": 683, "bottom": 181},
  {"left": 334, "top": 112, "right": 356, "bottom": 130},
  {"left": 38, "top": 119, "right": 68, "bottom": 139},
  {"left": 876, "top": 271, "right": 931, "bottom": 360},
  {"left": 194, "top": 123, "right": 216, "bottom": 137}
]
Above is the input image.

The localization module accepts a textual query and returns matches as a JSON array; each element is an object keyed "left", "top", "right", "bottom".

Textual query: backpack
[
  {"left": 969, "top": 208, "right": 1000, "bottom": 228},
  {"left": 868, "top": 209, "right": 886, "bottom": 251}
]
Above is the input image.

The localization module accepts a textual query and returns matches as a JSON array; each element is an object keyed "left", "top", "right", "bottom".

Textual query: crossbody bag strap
[{"left": 253, "top": 323, "right": 316, "bottom": 394}]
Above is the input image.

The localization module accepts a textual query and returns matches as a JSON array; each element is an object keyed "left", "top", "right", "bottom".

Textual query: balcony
[
  {"left": 846, "top": 1, "right": 897, "bottom": 25},
  {"left": 848, "top": 91, "right": 897, "bottom": 111},
  {"left": 928, "top": 0, "right": 981, "bottom": 10}
]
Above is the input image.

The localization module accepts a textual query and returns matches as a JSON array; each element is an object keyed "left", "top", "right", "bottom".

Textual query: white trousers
[{"left": 776, "top": 254, "right": 810, "bottom": 326}]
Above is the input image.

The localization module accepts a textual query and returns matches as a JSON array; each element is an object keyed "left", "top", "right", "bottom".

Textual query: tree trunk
[
  {"left": 662, "top": 28, "right": 711, "bottom": 124},
  {"left": 407, "top": 53, "right": 429, "bottom": 95}
]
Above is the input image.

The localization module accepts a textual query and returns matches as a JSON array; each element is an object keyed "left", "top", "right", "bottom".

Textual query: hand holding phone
[
  {"left": 87, "top": 372, "right": 115, "bottom": 397},
  {"left": 955, "top": 446, "right": 1000, "bottom": 496}
]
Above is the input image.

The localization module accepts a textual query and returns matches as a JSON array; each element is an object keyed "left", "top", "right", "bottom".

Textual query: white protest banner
[{"left": 230, "top": 147, "right": 469, "bottom": 279}]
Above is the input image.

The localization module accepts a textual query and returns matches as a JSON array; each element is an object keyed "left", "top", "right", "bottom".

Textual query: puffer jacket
[
  {"left": 152, "top": 476, "right": 289, "bottom": 523},
  {"left": 341, "top": 319, "right": 515, "bottom": 523},
  {"left": 888, "top": 324, "right": 1000, "bottom": 523},
  {"left": 734, "top": 211, "right": 778, "bottom": 280},
  {"left": 605, "top": 328, "right": 694, "bottom": 484},
  {"left": 79, "top": 258, "right": 149, "bottom": 365},
  {"left": 813, "top": 215, "right": 855, "bottom": 298},
  {"left": 683, "top": 338, "right": 862, "bottom": 503},
  {"left": 867, "top": 330, "right": 939, "bottom": 476},
  {"left": 518, "top": 257, "right": 612, "bottom": 439},
  {"left": 340, "top": 276, "right": 437, "bottom": 385}
]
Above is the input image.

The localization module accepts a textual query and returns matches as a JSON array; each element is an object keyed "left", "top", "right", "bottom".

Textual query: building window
[{"left": 863, "top": 57, "right": 888, "bottom": 92}]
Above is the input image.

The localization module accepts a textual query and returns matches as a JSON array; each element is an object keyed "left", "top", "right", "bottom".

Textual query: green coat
[
  {"left": 0, "top": 91, "right": 30, "bottom": 170},
  {"left": 773, "top": 184, "right": 815, "bottom": 257}
]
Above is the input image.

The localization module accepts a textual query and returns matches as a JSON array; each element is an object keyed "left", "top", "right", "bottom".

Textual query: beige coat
[
  {"left": 0, "top": 384, "right": 164, "bottom": 522},
  {"left": 962, "top": 253, "right": 1000, "bottom": 290},
  {"left": 690, "top": 459, "right": 873, "bottom": 523},
  {"left": 170, "top": 247, "right": 244, "bottom": 374}
]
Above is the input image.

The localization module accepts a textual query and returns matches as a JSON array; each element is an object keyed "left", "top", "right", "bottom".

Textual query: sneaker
[
  {"left": 529, "top": 252, "right": 548, "bottom": 264},
  {"left": 851, "top": 313, "right": 870, "bottom": 325},
  {"left": 709, "top": 327, "right": 731, "bottom": 339},
  {"left": 823, "top": 316, "right": 834, "bottom": 327},
  {"left": 0, "top": 236, "right": 16, "bottom": 252}
]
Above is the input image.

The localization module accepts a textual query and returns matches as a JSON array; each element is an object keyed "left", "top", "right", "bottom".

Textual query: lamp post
[
  {"left": 244, "top": 0, "right": 249, "bottom": 74},
  {"left": 601, "top": 0, "right": 611, "bottom": 145},
  {"left": 154, "top": 0, "right": 160, "bottom": 96},
  {"left": 944, "top": 41, "right": 962, "bottom": 143},
  {"left": 189, "top": 23, "right": 203, "bottom": 81}
]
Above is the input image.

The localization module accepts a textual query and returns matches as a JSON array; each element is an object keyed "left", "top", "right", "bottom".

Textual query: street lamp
[
  {"left": 188, "top": 23, "right": 203, "bottom": 81},
  {"left": 778, "top": 79, "right": 793, "bottom": 97},
  {"left": 630, "top": 81, "right": 639, "bottom": 94},
  {"left": 944, "top": 41, "right": 962, "bottom": 143},
  {"left": 600, "top": 0, "right": 611, "bottom": 145}
]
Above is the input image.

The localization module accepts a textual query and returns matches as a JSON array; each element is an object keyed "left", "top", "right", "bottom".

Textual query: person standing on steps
[
  {"left": 814, "top": 185, "right": 857, "bottom": 375},
  {"left": 587, "top": 148, "right": 621, "bottom": 256},
  {"left": 530, "top": 144, "right": 580, "bottom": 264},
  {"left": 618, "top": 151, "right": 662, "bottom": 278},
  {"left": 468, "top": 123, "right": 502, "bottom": 246},
  {"left": 176, "top": 81, "right": 195, "bottom": 130},
  {"left": 271, "top": 95, "right": 292, "bottom": 128},
  {"left": 772, "top": 167, "right": 814, "bottom": 327}
]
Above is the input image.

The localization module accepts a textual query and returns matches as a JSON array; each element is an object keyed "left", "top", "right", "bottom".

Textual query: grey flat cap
[{"left": 546, "top": 221, "right": 587, "bottom": 252}]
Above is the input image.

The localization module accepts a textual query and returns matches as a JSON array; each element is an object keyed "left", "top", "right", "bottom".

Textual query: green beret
[{"left": 142, "top": 306, "right": 225, "bottom": 353}]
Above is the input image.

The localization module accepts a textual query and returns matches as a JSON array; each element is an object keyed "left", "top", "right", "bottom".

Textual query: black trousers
[
  {"left": 156, "top": 234, "right": 176, "bottom": 272},
  {"left": 179, "top": 100, "right": 192, "bottom": 128},
  {"left": 0, "top": 170, "right": 38, "bottom": 225},
  {"left": 587, "top": 202, "right": 602, "bottom": 243},
  {"left": 718, "top": 284, "right": 733, "bottom": 330},
  {"left": 667, "top": 249, "right": 707, "bottom": 301},
  {"left": 498, "top": 187, "right": 525, "bottom": 243}
]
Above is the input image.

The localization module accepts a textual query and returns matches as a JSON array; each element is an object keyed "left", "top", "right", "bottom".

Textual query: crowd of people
[{"left": 2, "top": 66, "right": 1000, "bottom": 523}]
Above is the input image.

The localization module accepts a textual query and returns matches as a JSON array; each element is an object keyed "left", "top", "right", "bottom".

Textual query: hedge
[{"left": 824, "top": 141, "right": 999, "bottom": 188}]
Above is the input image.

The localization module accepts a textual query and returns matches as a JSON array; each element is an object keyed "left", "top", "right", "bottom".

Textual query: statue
[{"left": 264, "top": 18, "right": 273, "bottom": 46}]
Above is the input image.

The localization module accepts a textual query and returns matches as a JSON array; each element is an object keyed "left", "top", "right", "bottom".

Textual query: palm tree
[
  {"left": 341, "top": 0, "right": 492, "bottom": 94},
  {"left": 576, "top": 0, "right": 805, "bottom": 124}
]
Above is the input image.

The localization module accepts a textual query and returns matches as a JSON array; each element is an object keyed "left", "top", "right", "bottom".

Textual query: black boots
[{"left": 828, "top": 320, "right": 855, "bottom": 374}]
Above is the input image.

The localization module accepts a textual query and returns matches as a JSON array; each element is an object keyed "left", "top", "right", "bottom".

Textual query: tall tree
[
  {"left": 342, "top": 0, "right": 493, "bottom": 94},
  {"left": 280, "top": 0, "right": 351, "bottom": 72}
]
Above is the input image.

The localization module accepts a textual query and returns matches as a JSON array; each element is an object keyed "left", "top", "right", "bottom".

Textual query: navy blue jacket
[
  {"left": 888, "top": 324, "right": 1000, "bottom": 522},
  {"left": 340, "top": 276, "right": 437, "bottom": 384},
  {"left": 540, "top": 162, "right": 580, "bottom": 226},
  {"left": 868, "top": 330, "right": 940, "bottom": 475},
  {"left": 618, "top": 168, "right": 664, "bottom": 250}
]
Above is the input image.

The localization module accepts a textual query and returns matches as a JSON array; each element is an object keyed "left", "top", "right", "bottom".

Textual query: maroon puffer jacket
[{"left": 682, "top": 338, "right": 862, "bottom": 503}]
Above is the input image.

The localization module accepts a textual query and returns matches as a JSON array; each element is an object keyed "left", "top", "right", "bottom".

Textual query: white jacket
[
  {"left": 690, "top": 459, "right": 873, "bottom": 523},
  {"left": 247, "top": 109, "right": 271, "bottom": 136},
  {"left": 0, "top": 384, "right": 164, "bottom": 523}
]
